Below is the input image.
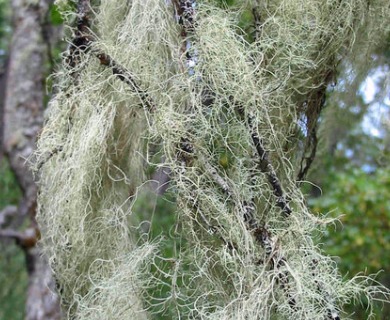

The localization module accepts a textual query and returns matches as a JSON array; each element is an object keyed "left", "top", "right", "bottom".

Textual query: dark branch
[
  {"left": 66, "top": 1, "right": 156, "bottom": 111},
  {"left": 171, "top": 3, "right": 296, "bottom": 308},
  {"left": 246, "top": 114, "right": 292, "bottom": 216},
  {"left": 297, "top": 125, "right": 318, "bottom": 183},
  {"left": 173, "top": 0, "right": 196, "bottom": 35},
  {"left": 96, "top": 53, "right": 156, "bottom": 112},
  {"left": 66, "top": 0, "right": 92, "bottom": 68},
  {"left": 297, "top": 85, "right": 327, "bottom": 183},
  {"left": 0, "top": 227, "right": 39, "bottom": 249},
  {"left": 200, "top": 150, "right": 298, "bottom": 309},
  {"left": 36, "top": 146, "right": 63, "bottom": 171},
  {"left": 252, "top": 6, "right": 262, "bottom": 42}
]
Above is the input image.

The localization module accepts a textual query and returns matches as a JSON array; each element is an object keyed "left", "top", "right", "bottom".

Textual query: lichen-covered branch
[
  {"left": 97, "top": 53, "right": 156, "bottom": 111},
  {"left": 247, "top": 114, "right": 293, "bottom": 216},
  {"left": 34, "top": 0, "right": 390, "bottom": 319},
  {"left": 66, "top": 0, "right": 92, "bottom": 68}
]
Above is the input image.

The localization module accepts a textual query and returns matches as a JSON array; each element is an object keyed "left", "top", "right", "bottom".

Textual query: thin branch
[
  {"left": 66, "top": 0, "right": 92, "bottom": 68},
  {"left": 202, "top": 154, "right": 298, "bottom": 309},
  {"left": 171, "top": 1, "right": 238, "bottom": 250},
  {"left": 232, "top": 100, "right": 292, "bottom": 217},
  {"left": 246, "top": 114, "right": 292, "bottom": 216},
  {"left": 252, "top": 5, "right": 262, "bottom": 42},
  {"left": 171, "top": 3, "right": 296, "bottom": 309},
  {"left": 297, "top": 125, "right": 318, "bottom": 183},
  {"left": 172, "top": 0, "right": 198, "bottom": 74},
  {"left": 173, "top": 0, "right": 196, "bottom": 33},
  {"left": 0, "top": 205, "right": 18, "bottom": 227},
  {"left": 176, "top": 140, "right": 237, "bottom": 251},
  {"left": 67, "top": 1, "right": 157, "bottom": 110},
  {"left": 297, "top": 85, "right": 327, "bottom": 183},
  {"left": 96, "top": 53, "right": 156, "bottom": 112},
  {"left": 0, "top": 227, "right": 39, "bottom": 249},
  {"left": 36, "top": 146, "right": 63, "bottom": 171}
]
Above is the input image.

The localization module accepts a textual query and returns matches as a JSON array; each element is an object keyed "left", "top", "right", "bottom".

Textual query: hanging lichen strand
[
  {"left": 34, "top": 0, "right": 389, "bottom": 319},
  {"left": 34, "top": 0, "right": 176, "bottom": 318}
]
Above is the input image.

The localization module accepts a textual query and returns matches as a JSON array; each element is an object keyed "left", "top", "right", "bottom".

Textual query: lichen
[{"left": 34, "top": 0, "right": 390, "bottom": 319}]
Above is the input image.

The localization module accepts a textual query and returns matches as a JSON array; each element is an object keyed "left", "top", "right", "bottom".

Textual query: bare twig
[{"left": 297, "top": 84, "right": 328, "bottom": 183}]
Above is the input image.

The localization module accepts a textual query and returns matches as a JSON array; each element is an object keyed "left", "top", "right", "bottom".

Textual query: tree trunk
[{"left": 2, "top": 0, "right": 61, "bottom": 319}]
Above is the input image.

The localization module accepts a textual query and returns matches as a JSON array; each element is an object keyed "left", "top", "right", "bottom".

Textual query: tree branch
[
  {"left": 297, "top": 84, "right": 328, "bottom": 183},
  {"left": 67, "top": 0, "right": 156, "bottom": 111},
  {"left": 0, "top": 227, "right": 39, "bottom": 249},
  {"left": 96, "top": 53, "right": 156, "bottom": 112},
  {"left": 176, "top": 140, "right": 237, "bottom": 251},
  {"left": 66, "top": 0, "right": 92, "bottom": 68},
  {"left": 246, "top": 114, "right": 292, "bottom": 216},
  {"left": 0, "top": 205, "right": 18, "bottom": 227},
  {"left": 202, "top": 152, "right": 298, "bottom": 310},
  {"left": 252, "top": 5, "right": 262, "bottom": 42}
]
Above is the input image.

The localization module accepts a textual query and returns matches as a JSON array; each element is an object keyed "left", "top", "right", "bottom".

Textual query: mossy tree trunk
[{"left": 1, "top": 0, "right": 61, "bottom": 319}]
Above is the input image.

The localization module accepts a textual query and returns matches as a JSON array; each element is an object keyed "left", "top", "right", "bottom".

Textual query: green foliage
[
  {"left": 49, "top": 4, "right": 65, "bottom": 26},
  {"left": 0, "top": 243, "right": 28, "bottom": 320},
  {"left": 310, "top": 168, "right": 390, "bottom": 276},
  {"left": 311, "top": 28, "right": 390, "bottom": 281},
  {"left": 54, "top": 0, "right": 77, "bottom": 13},
  {"left": 0, "top": 0, "right": 10, "bottom": 64},
  {"left": 215, "top": 0, "right": 235, "bottom": 7},
  {"left": 0, "top": 160, "right": 22, "bottom": 208},
  {"left": 0, "top": 161, "right": 26, "bottom": 320},
  {"left": 309, "top": 168, "right": 390, "bottom": 318}
]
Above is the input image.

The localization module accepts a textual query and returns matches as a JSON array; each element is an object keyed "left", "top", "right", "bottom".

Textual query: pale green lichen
[{"left": 35, "top": 0, "right": 390, "bottom": 319}]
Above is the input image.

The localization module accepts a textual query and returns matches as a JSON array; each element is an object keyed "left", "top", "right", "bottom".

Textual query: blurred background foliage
[
  {"left": 310, "top": 168, "right": 390, "bottom": 275},
  {"left": 0, "top": 0, "right": 389, "bottom": 319}
]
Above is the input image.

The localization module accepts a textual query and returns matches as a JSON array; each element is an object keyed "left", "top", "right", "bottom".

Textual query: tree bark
[
  {"left": 0, "top": 58, "right": 7, "bottom": 162},
  {"left": 2, "top": 0, "right": 61, "bottom": 319}
]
